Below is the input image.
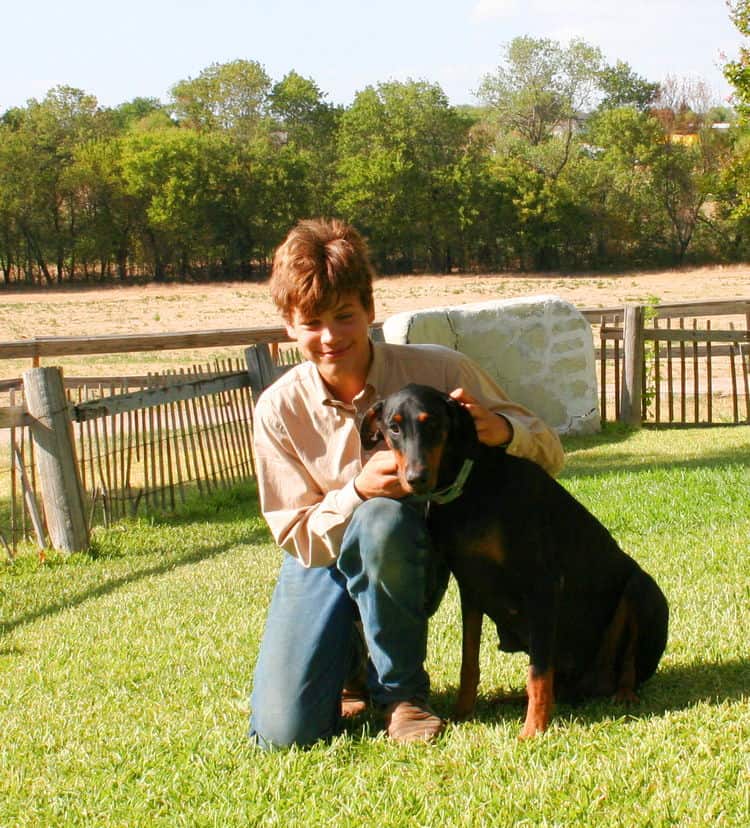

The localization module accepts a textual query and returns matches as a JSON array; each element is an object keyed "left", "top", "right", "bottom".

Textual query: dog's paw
[
  {"left": 613, "top": 687, "right": 640, "bottom": 704},
  {"left": 518, "top": 721, "right": 546, "bottom": 740},
  {"left": 452, "top": 702, "right": 476, "bottom": 721}
]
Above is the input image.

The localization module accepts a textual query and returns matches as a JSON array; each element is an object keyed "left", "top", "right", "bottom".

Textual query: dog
[{"left": 361, "top": 383, "right": 669, "bottom": 739}]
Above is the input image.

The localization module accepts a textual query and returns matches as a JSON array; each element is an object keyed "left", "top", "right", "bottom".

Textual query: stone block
[{"left": 382, "top": 294, "right": 600, "bottom": 435}]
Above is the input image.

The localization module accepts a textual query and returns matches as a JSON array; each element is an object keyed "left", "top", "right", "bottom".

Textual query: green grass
[{"left": 2, "top": 426, "right": 750, "bottom": 826}]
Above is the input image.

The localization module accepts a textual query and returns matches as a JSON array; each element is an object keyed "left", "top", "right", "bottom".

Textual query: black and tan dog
[{"left": 361, "top": 383, "right": 669, "bottom": 739}]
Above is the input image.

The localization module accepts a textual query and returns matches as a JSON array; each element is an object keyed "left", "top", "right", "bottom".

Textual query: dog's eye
[{"left": 388, "top": 422, "right": 401, "bottom": 435}]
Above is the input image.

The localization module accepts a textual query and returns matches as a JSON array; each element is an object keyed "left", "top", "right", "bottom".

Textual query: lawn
[{"left": 1, "top": 425, "right": 749, "bottom": 826}]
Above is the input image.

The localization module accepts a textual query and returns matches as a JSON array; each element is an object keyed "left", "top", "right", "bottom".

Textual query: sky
[{"left": 0, "top": 0, "right": 745, "bottom": 113}]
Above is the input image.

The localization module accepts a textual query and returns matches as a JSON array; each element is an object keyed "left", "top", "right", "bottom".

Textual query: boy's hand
[
  {"left": 354, "top": 450, "right": 409, "bottom": 500},
  {"left": 449, "top": 388, "right": 513, "bottom": 447}
]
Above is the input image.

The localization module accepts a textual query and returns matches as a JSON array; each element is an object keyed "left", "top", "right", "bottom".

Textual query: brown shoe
[
  {"left": 384, "top": 698, "right": 445, "bottom": 743},
  {"left": 340, "top": 683, "right": 369, "bottom": 719}
]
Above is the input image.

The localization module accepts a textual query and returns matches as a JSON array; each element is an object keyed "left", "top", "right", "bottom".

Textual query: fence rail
[{"left": 0, "top": 326, "right": 289, "bottom": 361}]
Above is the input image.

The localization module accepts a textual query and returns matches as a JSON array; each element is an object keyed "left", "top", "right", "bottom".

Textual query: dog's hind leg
[
  {"left": 454, "top": 590, "right": 483, "bottom": 720},
  {"left": 576, "top": 591, "right": 632, "bottom": 700},
  {"left": 629, "top": 568, "right": 669, "bottom": 686},
  {"left": 612, "top": 569, "right": 669, "bottom": 700},
  {"left": 613, "top": 603, "right": 639, "bottom": 703},
  {"left": 579, "top": 569, "right": 668, "bottom": 703}
]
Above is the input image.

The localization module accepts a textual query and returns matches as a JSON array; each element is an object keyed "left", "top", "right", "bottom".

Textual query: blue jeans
[{"left": 249, "top": 497, "right": 449, "bottom": 748}]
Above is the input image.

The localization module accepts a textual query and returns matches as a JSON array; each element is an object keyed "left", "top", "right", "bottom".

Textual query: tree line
[{"left": 1, "top": 24, "right": 749, "bottom": 285}]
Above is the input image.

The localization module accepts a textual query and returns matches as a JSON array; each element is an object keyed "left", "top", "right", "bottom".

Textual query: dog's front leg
[
  {"left": 520, "top": 577, "right": 560, "bottom": 739},
  {"left": 454, "top": 588, "right": 483, "bottom": 720}
]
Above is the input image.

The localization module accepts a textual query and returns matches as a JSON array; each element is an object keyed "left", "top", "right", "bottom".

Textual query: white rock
[{"left": 382, "top": 294, "right": 600, "bottom": 435}]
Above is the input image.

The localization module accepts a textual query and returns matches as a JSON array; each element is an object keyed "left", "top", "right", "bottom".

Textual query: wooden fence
[
  {"left": 1, "top": 300, "right": 749, "bottom": 556},
  {"left": 0, "top": 361, "right": 256, "bottom": 557},
  {"left": 585, "top": 299, "right": 750, "bottom": 426}
]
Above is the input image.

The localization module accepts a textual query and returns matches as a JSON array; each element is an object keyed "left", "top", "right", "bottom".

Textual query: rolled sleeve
[{"left": 502, "top": 413, "right": 565, "bottom": 477}]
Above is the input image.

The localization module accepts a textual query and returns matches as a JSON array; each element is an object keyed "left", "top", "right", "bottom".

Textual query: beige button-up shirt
[{"left": 252, "top": 342, "right": 564, "bottom": 568}]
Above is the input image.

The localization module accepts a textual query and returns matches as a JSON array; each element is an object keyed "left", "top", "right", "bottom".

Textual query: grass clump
[{"left": 2, "top": 426, "right": 749, "bottom": 826}]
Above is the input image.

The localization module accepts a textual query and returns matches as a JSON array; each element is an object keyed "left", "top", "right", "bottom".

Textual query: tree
[
  {"left": 0, "top": 87, "right": 104, "bottom": 283},
  {"left": 170, "top": 60, "right": 272, "bottom": 138},
  {"left": 112, "top": 97, "right": 166, "bottom": 129},
  {"left": 714, "top": 130, "right": 750, "bottom": 256},
  {"left": 119, "top": 129, "right": 229, "bottom": 279},
  {"left": 336, "top": 80, "right": 471, "bottom": 272},
  {"left": 650, "top": 74, "right": 722, "bottom": 138},
  {"left": 68, "top": 136, "right": 139, "bottom": 279},
  {"left": 597, "top": 61, "right": 658, "bottom": 112},
  {"left": 477, "top": 36, "right": 603, "bottom": 145},
  {"left": 725, "top": 0, "right": 750, "bottom": 119},
  {"left": 269, "top": 71, "right": 341, "bottom": 215}
]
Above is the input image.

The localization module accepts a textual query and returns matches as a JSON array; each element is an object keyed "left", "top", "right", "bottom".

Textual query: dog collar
[{"left": 414, "top": 458, "right": 474, "bottom": 505}]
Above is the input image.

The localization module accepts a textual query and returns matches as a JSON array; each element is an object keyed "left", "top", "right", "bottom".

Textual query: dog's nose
[{"left": 406, "top": 466, "right": 430, "bottom": 488}]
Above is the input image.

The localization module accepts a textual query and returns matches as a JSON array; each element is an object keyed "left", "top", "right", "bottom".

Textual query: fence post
[
  {"left": 22, "top": 367, "right": 89, "bottom": 553},
  {"left": 620, "top": 304, "right": 645, "bottom": 427}
]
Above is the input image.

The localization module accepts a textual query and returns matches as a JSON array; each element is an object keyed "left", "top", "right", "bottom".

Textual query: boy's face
[{"left": 285, "top": 292, "right": 375, "bottom": 393}]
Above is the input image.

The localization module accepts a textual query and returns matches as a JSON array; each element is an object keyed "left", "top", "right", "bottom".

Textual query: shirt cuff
[
  {"left": 502, "top": 414, "right": 528, "bottom": 456},
  {"left": 328, "top": 477, "right": 365, "bottom": 521}
]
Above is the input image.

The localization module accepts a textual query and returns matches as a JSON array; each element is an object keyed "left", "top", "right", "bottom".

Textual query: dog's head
[{"left": 360, "top": 383, "right": 479, "bottom": 496}]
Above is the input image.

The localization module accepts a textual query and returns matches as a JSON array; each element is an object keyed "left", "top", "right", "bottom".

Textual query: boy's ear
[
  {"left": 360, "top": 401, "right": 384, "bottom": 450},
  {"left": 284, "top": 321, "right": 298, "bottom": 340}
]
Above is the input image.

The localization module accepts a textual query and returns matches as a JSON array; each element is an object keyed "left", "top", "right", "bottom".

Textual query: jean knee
[
  {"left": 343, "top": 498, "right": 427, "bottom": 579},
  {"left": 250, "top": 684, "right": 338, "bottom": 749},
  {"left": 250, "top": 710, "right": 331, "bottom": 750}
]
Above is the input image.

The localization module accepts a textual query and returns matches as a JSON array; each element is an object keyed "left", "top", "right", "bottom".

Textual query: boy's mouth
[{"left": 319, "top": 343, "right": 352, "bottom": 359}]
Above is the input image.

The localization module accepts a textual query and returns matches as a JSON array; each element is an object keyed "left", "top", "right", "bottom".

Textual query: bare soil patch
[{"left": 1, "top": 264, "right": 748, "bottom": 380}]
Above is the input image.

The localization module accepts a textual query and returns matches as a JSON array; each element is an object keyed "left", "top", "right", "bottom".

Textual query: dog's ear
[
  {"left": 446, "top": 395, "right": 481, "bottom": 456},
  {"left": 360, "top": 401, "right": 385, "bottom": 450}
]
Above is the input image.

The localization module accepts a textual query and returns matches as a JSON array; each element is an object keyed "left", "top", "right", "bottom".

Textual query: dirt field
[{"left": 1, "top": 264, "right": 749, "bottom": 379}]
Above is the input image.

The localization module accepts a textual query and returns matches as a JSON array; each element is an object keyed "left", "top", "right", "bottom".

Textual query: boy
[{"left": 249, "top": 218, "right": 563, "bottom": 747}]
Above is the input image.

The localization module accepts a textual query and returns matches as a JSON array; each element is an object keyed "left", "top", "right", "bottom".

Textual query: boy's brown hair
[{"left": 270, "top": 218, "right": 375, "bottom": 321}]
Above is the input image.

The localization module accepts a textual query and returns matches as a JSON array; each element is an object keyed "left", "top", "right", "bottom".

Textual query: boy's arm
[{"left": 252, "top": 398, "right": 363, "bottom": 568}]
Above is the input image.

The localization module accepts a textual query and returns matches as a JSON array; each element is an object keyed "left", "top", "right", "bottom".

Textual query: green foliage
[
  {"left": 336, "top": 80, "right": 471, "bottom": 272},
  {"left": 2, "top": 430, "right": 750, "bottom": 825},
  {"left": 725, "top": 1, "right": 750, "bottom": 119},
  {"left": 478, "top": 36, "right": 603, "bottom": 146},
  {"left": 169, "top": 59, "right": 272, "bottom": 138},
  {"left": 1, "top": 28, "right": 748, "bottom": 285},
  {"left": 269, "top": 71, "right": 341, "bottom": 215},
  {"left": 597, "top": 60, "right": 659, "bottom": 112}
]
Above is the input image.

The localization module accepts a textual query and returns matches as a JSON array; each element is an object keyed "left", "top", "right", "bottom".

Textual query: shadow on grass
[
  {"left": 0, "top": 522, "right": 268, "bottom": 642},
  {"left": 561, "top": 426, "right": 750, "bottom": 479},
  {"left": 426, "top": 656, "right": 750, "bottom": 731},
  {"left": 563, "top": 448, "right": 750, "bottom": 480},
  {"left": 0, "top": 480, "right": 264, "bottom": 552},
  {"left": 561, "top": 422, "right": 637, "bottom": 454}
]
